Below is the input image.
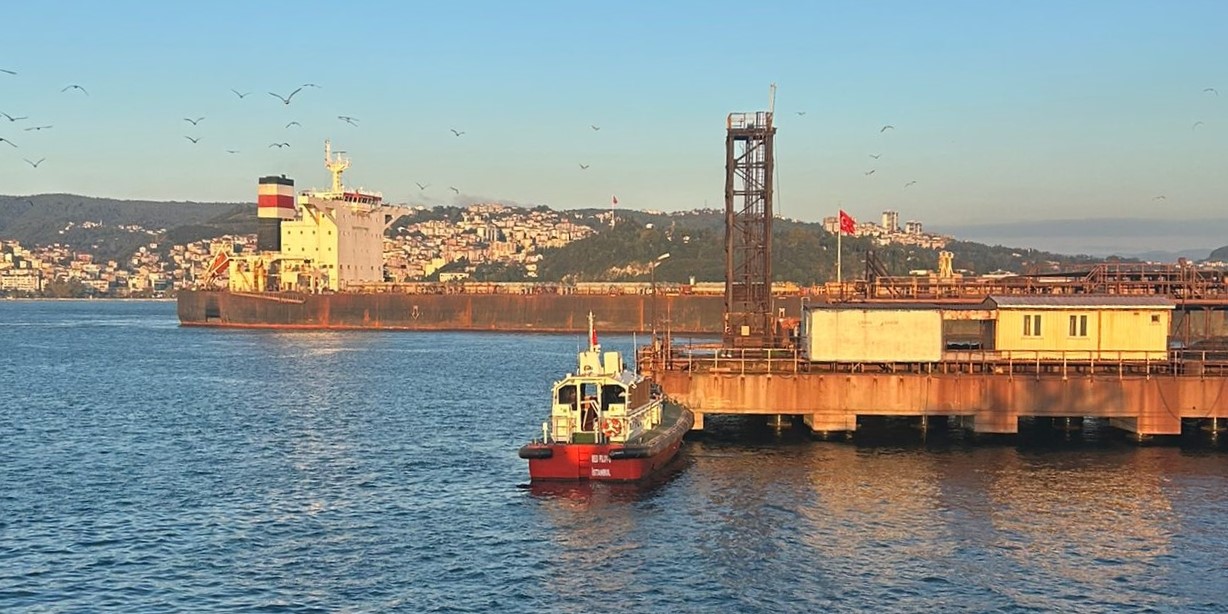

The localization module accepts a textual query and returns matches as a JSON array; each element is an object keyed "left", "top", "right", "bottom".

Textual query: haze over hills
[
  {"left": 0, "top": 194, "right": 249, "bottom": 262},
  {"left": 4, "top": 193, "right": 1225, "bottom": 286},
  {"left": 932, "top": 217, "right": 1228, "bottom": 261}
]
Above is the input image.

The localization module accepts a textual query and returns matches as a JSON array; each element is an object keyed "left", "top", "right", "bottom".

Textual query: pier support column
[
  {"left": 969, "top": 411, "right": 1019, "bottom": 434},
  {"left": 690, "top": 412, "right": 705, "bottom": 431},
  {"left": 804, "top": 413, "right": 856, "bottom": 435}
]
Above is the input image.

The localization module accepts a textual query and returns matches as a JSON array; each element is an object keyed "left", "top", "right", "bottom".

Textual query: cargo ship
[
  {"left": 176, "top": 141, "right": 751, "bottom": 334},
  {"left": 518, "top": 314, "right": 693, "bottom": 481}
]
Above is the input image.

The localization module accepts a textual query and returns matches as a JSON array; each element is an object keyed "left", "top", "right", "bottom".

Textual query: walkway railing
[{"left": 640, "top": 344, "right": 1228, "bottom": 379}]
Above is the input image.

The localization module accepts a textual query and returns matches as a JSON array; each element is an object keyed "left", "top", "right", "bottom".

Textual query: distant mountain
[
  {"left": 931, "top": 217, "right": 1228, "bottom": 260},
  {"left": 536, "top": 212, "right": 1111, "bottom": 285},
  {"left": 0, "top": 194, "right": 252, "bottom": 262},
  {"left": 1128, "top": 249, "right": 1214, "bottom": 263},
  {"left": 0, "top": 196, "right": 1139, "bottom": 282}
]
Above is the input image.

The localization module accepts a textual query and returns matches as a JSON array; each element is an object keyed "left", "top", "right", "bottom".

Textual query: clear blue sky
[{"left": 1, "top": 0, "right": 1225, "bottom": 227}]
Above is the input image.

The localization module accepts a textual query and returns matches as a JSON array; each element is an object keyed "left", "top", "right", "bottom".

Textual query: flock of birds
[
  {"left": 803, "top": 86, "right": 1223, "bottom": 200},
  {"left": 3, "top": 65, "right": 1221, "bottom": 206},
  {"left": 0, "top": 69, "right": 78, "bottom": 168},
  {"left": 0, "top": 67, "right": 566, "bottom": 200}
]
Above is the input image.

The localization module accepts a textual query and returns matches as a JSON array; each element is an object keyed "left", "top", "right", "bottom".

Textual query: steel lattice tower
[{"left": 723, "top": 108, "right": 775, "bottom": 347}]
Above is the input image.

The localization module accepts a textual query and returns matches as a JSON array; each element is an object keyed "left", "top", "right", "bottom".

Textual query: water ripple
[{"left": 2, "top": 301, "right": 1228, "bottom": 612}]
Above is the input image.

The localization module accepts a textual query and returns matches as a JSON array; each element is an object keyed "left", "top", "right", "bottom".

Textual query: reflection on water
[{"left": 4, "top": 301, "right": 1228, "bottom": 612}]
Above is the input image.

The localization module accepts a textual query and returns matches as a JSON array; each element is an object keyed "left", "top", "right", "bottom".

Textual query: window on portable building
[
  {"left": 1023, "top": 314, "right": 1042, "bottom": 337},
  {"left": 1069, "top": 314, "right": 1088, "bottom": 337}
]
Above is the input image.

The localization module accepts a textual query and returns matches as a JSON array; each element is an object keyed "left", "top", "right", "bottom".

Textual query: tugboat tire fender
[{"left": 518, "top": 445, "right": 554, "bottom": 459}]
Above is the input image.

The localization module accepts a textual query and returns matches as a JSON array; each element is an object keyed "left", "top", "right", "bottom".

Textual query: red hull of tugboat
[{"left": 521, "top": 439, "right": 684, "bottom": 481}]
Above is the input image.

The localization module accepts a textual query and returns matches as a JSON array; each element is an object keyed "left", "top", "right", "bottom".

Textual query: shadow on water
[{"left": 682, "top": 413, "right": 1228, "bottom": 454}]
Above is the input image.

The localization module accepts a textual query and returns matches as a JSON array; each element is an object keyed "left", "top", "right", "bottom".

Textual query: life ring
[
  {"left": 582, "top": 365, "right": 593, "bottom": 374},
  {"left": 600, "top": 417, "right": 623, "bottom": 439}
]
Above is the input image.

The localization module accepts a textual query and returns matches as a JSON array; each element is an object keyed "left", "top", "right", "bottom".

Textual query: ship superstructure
[{"left": 228, "top": 141, "right": 403, "bottom": 293}]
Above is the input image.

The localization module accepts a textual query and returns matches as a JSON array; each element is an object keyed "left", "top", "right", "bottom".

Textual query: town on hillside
[
  {"left": 0, "top": 203, "right": 594, "bottom": 297},
  {"left": 2, "top": 203, "right": 1201, "bottom": 298}
]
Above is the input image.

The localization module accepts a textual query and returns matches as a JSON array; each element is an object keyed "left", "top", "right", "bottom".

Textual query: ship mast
[
  {"left": 588, "top": 311, "right": 599, "bottom": 352},
  {"left": 324, "top": 139, "right": 350, "bottom": 196}
]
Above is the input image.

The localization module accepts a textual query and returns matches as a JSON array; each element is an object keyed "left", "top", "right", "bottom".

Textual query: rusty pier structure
[
  {"left": 640, "top": 342, "right": 1228, "bottom": 438},
  {"left": 640, "top": 98, "right": 1228, "bottom": 440}
]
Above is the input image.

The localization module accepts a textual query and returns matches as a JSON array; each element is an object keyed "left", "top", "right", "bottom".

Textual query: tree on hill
[{"left": 42, "top": 278, "right": 92, "bottom": 298}]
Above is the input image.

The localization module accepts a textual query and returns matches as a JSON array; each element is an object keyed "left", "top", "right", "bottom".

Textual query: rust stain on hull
[{"left": 177, "top": 290, "right": 761, "bottom": 334}]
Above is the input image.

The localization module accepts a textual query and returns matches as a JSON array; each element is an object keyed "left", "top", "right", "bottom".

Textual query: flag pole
[{"left": 836, "top": 204, "right": 843, "bottom": 288}]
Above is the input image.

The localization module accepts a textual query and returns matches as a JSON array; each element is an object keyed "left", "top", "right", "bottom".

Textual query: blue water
[{"left": 3, "top": 301, "right": 1228, "bottom": 612}]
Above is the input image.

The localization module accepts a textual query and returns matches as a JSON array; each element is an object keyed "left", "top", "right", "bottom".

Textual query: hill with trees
[
  {"left": 535, "top": 212, "right": 1111, "bottom": 285},
  {"left": 0, "top": 194, "right": 250, "bottom": 263},
  {"left": 0, "top": 194, "right": 1120, "bottom": 283}
]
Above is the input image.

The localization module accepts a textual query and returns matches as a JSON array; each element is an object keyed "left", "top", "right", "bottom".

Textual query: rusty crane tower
[{"left": 724, "top": 85, "right": 777, "bottom": 347}]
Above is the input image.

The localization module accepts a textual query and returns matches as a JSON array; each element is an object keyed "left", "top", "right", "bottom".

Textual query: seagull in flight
[
  {"left": 1, "top": 113, "right": 27, "bottom": 122},
  {"left": 449, "top": 186, "right": 460, "bottom": 194},
  {"left": 1153, "top": 195, "right": 1167, "bottom": 200},
  {"left": 0, "top": 137, "right": 18, "bottom": 147},
  {"left": 302, "top": 83, "right": 321, "bottom": 88},
  {"left": 184, "top": 136, "right": 201, "bottom": 144},
  {"left": 415, "top": 182, "right": 429, "bottom": 191},
  {"left": 1193, "top": 121, "right": 1205, "bottom": 130},
  {"left": 268, "top": 87, "right": 303, "bottom": 105},
  {"left": 904, "top": 180, "right": 917, "bottom": 188},
  {"left": 796, "top": 111, "right": 807, "bottom": 116},
  {"left": 0, "top": 69, "right": 15, "bottom": 75},
  {"left": 184, "top": 117, "right": 205, "bottom": 126},
  {"left": 24, "top": 125, "right": 52, "bottom": 131},
  {"left": 226, "top": 149, "right": 240, "bottom": 154},
  {"left": 579, "top": 163, "right": 590, "bottom": 170},
  {"left": 450, "top": 129, "right": 465, "bottom": 137},
  {"left": 864, "top": 170, "right": 876, "bottom": 176},
  {"left": 62, "top": 84, "right": 88, "bottom": 95},
  {"left": 269, "top": 142, "right": 290, "bottom": 148},
  {"left": 231, "top": 89, "right": 251, "bottom": 99},
  {"left": 880, "top": 124, "right": 894, "bottom": 132},
  {"left": 285, "top": 121, "right": 301, "bottom": 128},
  {"left": 591, "top": 124, "right": 600, "bottom": 131},
  {"left": 338, "top": 115, "right": 359, "bottom": 126},
  {"left": 869, "top": 153, "right": 881, "bottom": 159},
  {"left": 24, "top": 157, "right": 44, "bottom": 168},
  {"left": 1204, "top": 88, "right": 1219, "bottom": 96}
]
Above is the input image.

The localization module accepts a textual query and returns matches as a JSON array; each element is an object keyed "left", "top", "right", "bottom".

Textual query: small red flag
[
  {"left": 590, "top": 327, "right": 598, "bottom": 347},
  {"left": 838, "top": 210, "right": 856, "bottom": 235},
  {"left": 611, "top": 195, "right": 618, "bottom": 206}
]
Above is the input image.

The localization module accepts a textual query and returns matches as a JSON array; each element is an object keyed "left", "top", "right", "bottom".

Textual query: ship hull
[
  {"left": 177, "top": 289, "right": 753, "bottom": 334},
  {"left": 519, "top": 441, "right": 683, "bottom": 481},
  {"left": 520, "top": 405, "right": 693, "bottom": 481}
]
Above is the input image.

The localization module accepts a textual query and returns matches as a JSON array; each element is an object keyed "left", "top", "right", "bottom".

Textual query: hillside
[
  {"left": 535, "top": 214, "right": 1110, "bottom": 285},
  {"left": 0, "top": 194, "right": 253, "bottom": 262},
  {"left": 1, "top": 194, "right": 1122, "bottom": 283}
]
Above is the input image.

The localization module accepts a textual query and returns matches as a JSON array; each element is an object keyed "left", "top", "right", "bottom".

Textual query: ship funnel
[{"left": 257, "top": 175, "right": 296, "bottom": 252}]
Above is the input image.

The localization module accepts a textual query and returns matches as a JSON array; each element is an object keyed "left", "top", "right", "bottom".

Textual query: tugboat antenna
[{"left": 587, "top": 311, "right": 598, "bottom": 351}]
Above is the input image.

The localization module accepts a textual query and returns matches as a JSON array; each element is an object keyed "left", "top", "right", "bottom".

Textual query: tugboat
[{"left": 519, "top": 314, "right": 693, "bottom": 481}]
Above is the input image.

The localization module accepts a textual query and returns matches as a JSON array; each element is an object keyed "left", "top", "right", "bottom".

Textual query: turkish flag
[
  {"left": 838, "top": 210, "right": 856, "bottom": 235},
  {"left": 611, "top": 195, "right": 618, "bottom": 206}
]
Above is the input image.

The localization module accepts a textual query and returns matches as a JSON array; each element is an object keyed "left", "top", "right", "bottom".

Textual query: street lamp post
[{"left": 650, "top": 252, "right": 671, "bottom": 339}]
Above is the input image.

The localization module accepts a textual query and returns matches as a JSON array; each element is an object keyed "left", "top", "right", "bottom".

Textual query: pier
[{"left": 642, "top": 345, "right": 1228, "bottom": 438}]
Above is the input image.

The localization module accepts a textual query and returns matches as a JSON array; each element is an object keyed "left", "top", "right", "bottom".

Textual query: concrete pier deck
[{"left": 644, "top": 348, "right": 1228, "bottom": 438}]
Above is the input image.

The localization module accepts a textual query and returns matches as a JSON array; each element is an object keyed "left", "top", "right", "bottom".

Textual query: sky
[{"left": 1, "top": 0, "right": 1226, "bottom": 243}]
